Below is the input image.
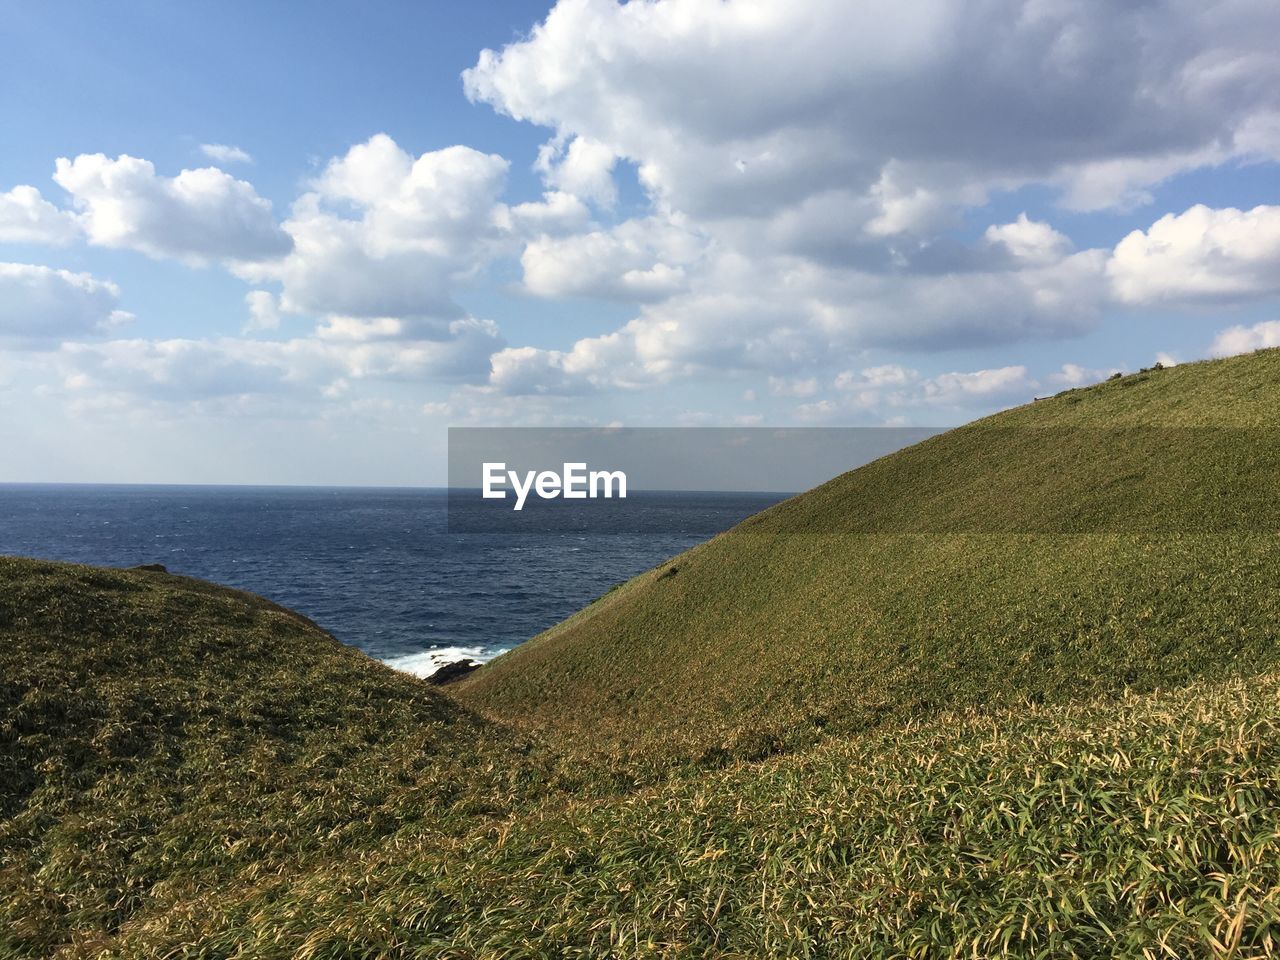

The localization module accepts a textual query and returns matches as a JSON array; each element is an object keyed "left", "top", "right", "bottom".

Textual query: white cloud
[
  {"left": 1054, "top": 147, "right": 1223, "bottom": 213},
  {"left": 1209, "top": 320, "right": 1280, "bottom": 358},
  {"left": 53, "top": 153, "right": 291, "bottom": 264},
  {"left": 489, "top": 345, "right": 588, "bottom": 396},
  {"left": 520, "top": 214, "right": 704, "bottom": 301},
  {"left": 461, "top": 0, "right": 1233, "bottom": 396},
  {"left": 920, "top": 365, "right": 1034, "bottom": 406},
  {"left": 535, "top": 135, "right": 618, "bottom": 208},
  {"left": 199, "top": 143, "right": 253, "bottom": 165},
  {"left": 239, "top": 135, "right": 510, "bottom": 322},
  {"left": 18, "top": 5, "right": 1280, "bottom": 427},
  {"left": 313, "top": 314, "right": 464, "bottom": 342},
  {"left": 794, "top": 361, "right": 1040, "bottom": 421},
  {"left": 41, "top": 134, "right": 519, "bottom": 403},
  {"left": 984, "top": 214, "right": 1073, "bottom": 266},
  {"left": 62, "top": 337, "right": 313, "bottom": 401},
  {"left": 1048, "top": 362, "right": 1121, "bottom": 387},
  {"left": 1108, "top": 204, "right": 1280, "bottom": 304},
  {"left": 249, "top": 195, "right": 460, "bottom": 319},
  {"left": 0, "top": 262, "right": 131, "bottom": 341},
  {"left": 831, "top": 365, "right": 921, "bottom": 409},
  {"left": 311, "top": 135, "right": 507, "bottom": 247},
  {"left": 835, "top": 365, "right": 919, "bottom": 390},
  {"left": 59, "top": 317, "right": 504, "bottom": 404},
  {"left": 866, "top": 165, "right": 957, "bottom": 238},
  {"left": 244, "top": 290, "right": 281, "bottom": 332},
  {"left": 504, "top": 190, "right": 591, "bottom": 235},
  {"left": 489, "top": 240, "right": 1110, "bottom": 395},
  {"left": 0, "top": 186, "right": 81, "bottom": 245},
  {"left": 326, "top": 318, "right": 503, "bottom": 381},
  {"left": 465, "top": 0, "right": 1280, "bottom": 220}
]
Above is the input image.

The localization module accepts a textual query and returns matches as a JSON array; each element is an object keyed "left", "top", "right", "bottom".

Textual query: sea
[{"left": 0, "top": 485, "right": 786, "bottom": 676}]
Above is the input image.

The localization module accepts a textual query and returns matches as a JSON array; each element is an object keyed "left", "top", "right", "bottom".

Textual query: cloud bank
[
  {"left": 5, "top": 0, "right": 1280, "bottom": 435},
  {"left": 459, "top": 0, "right": 1280, "bottom": 396}
]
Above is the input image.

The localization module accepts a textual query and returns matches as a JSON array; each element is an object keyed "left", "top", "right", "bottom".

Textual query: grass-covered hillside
[
  {"left": 457, "top": 349, "right": 1280, "bottom": 758},
  {"left": 5, "top": 349, "right": 1280, "bottom": 958},
  {"left": 0, "top": 559, "right": 560, "bottom": 958},
  {"left": 93, "top": 668, "right": 1280, "bottom": 958}
]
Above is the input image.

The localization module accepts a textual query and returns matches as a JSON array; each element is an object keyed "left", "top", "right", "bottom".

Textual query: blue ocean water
[{"left": 0, "top": 485, "right": 785, "bottom": 675}]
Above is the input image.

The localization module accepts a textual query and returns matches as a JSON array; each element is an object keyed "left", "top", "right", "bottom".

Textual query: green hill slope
[
  {"left": 7, "top": 560, "right": 1279, "bottom": 958},
  {"left": 119, "top": 668, "right": 1280, "bottom": 958},
  {"left": 0, "top": 558, "right": 557, "bottom": 957},
  {"left": 457, "top": 349, "right": 1280, "bottom": 758}
]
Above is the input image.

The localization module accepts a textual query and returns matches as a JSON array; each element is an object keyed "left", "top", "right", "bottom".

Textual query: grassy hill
[
  {"left": 0, "top": 559, "right": 562, "bottom": 957},
  {"left": 117, "top": 668, "right": 1280, "bottom": 958},
  {"left": 455, "top": 349, "right": 1280, "bottom": 759},
  {"left": 5, "top": 349, "right": 1280, "bottom": 957}
]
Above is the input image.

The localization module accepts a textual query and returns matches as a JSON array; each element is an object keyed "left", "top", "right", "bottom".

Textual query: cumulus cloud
[
  {"left": 865, "top": 164, "right": 962, "bottom": 238},
  {"left": 921, "top": 365, "right": 1033, "bottom": 405},
  {"left": 53, "top": 153, "right": 291, "bottom": 264},
  {"left": 535, "top": 135, "right": 618, "bottom": 207},
  {"left": 21, "top": 4, "right": 1280, "bottom": 420},
  {"left": 520, "top": 214, "right": 704, "bottom": 301},
  {"left": 460, "top": 0, "right": 1267, "bottom": 396},
  {"left": 494, "top": 238, "right": 1109, "bottom": 394},
  {"left": 239, "top": 135, "right": 509, "bottom": 322},
  {"left": 0, "top": 186, "right": 81, "bottom": 245},
  {"left": 1108, "top": 204, "right": 1280, "bottom": 304},
  {"left": 984, "top": 214, "right": 1073, "bottom": 266},
  {"left": 199, "top": 143, "right": 253, "bottom": 165},
  {"left": 309, "top": 318, "right": 504, "bottom": 382},
  {"left": 0, "top": 262, "right": 130, "bottom": 341},
  {"left": 489, "top": 345, "right": 590, "bottom": 396},
  {"left": 243, "top": 290, "right": 281, "bottom": 332},
  {"left": 465, "top": 0, "right": 1280, "bottom": 220},
  {"left": 865, "top": 251, "right": 1109, "bottom": 348},
  {"left": 504, "top": 190, "right": 591, "bottom": 235},
  {"left": 1209, "top": 320, "right": 1280, "bottom": 358},
  {"left": 34, "top": 135, "right": 515, "bottom": 405}
]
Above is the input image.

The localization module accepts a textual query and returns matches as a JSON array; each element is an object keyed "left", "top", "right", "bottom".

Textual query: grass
[
  {"left": 4, "top": 348, "right": 1280, "bottom": 957},
  {"left": 0, "top": 560, "right": 562, "bottom": 957},
  {"left": 456, "top": 349, "right": 1280, "bottom": 758},
  {"left": 78, "top": 669, "right": 1280, "bottom": 958}
]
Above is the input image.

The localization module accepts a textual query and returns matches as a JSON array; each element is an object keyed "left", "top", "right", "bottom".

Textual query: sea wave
[{"left": 381, "top": 645, "right": 508, "bottom": 679}]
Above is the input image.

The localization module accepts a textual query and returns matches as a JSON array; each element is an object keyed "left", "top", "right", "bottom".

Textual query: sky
[{"left": 2, "top": 0, "right": 1279, "bottom": 486}]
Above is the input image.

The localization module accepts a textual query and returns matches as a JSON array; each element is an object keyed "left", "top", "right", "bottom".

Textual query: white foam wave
[{"left": 381, "top": 645, "right": 508, "bottom": 679}]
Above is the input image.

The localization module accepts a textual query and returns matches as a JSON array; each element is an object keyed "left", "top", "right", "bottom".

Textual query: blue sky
[{"left": 2, "top": 0, "right": 1279, "bottom": 484}]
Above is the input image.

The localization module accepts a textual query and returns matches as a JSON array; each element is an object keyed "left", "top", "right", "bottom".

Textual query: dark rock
[
  {"left": 426, "top": 659, "right": 481, "bottom": 685},
  {"left": 132, "top": 564, "right": 168, "bottom": 573}
]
